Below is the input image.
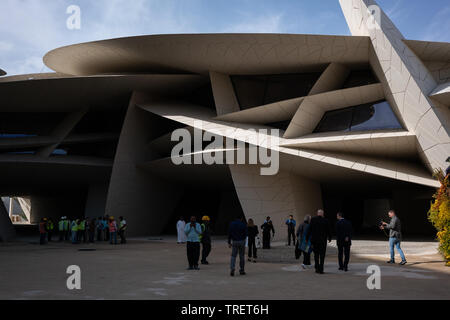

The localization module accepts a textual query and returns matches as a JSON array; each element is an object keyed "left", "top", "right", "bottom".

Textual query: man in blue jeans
[
  {"left": 228, "top": 216, "right": 248, "bottom": 276},
  {"left": 380, "top": 210, "right": 407, "bottom": 265}
]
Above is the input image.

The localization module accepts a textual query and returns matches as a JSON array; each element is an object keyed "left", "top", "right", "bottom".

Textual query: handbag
[{"left": 255, "top": 235, "right": 262, "bottom": 248}]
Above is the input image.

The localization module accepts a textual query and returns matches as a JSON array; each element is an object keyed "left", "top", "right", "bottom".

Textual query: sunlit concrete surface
[{"left": 0, "top": 237, "right": 448, "bottom": 300}]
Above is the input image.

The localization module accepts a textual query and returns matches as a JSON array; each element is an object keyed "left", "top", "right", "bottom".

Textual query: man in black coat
[
  {"left": 261, "top": 217, "right": 275, "bottom": 249},
  {"left": 306, "top": 209, "right": 332, "bottom": 274},
  {"left": 335, "top": 212, "right": 352, "bottom": 271}
]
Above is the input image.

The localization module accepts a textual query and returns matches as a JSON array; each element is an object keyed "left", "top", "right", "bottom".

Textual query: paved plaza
[{"left": 0, "top": 236, "right": 449, "bottom": 300}]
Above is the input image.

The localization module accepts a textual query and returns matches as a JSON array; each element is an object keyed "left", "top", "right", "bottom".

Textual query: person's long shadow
[{"left": 406, "top": 260, "right": 446, "bottom": 266}]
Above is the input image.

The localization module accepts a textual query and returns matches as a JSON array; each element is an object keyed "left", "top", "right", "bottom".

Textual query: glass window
[
  {"left": 350, "top": 101, "right": 402, "bottom": 131},
  {"left": 342, "top": 69, "right": 378, "bottom": 88},
  {"left": 314, "top": 108, "right": 353, "bottom": 133},
  {"left": 313, "top": 100, "right": 402, "bottom": 133}
]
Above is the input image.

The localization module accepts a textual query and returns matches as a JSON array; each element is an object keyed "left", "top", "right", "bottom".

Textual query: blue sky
[{"left": 0, "top": 0, "right": 449, "bottom": 76}]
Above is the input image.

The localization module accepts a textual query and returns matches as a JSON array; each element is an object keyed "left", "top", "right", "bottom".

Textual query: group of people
[
  {"left": 177, "top": 208, "right": 407, "bottom": 276},
  {"left": 39, "top": 215, "right": 128, "bottom": 245},
  {"left": 294, "top": 209, "right": 407, "bottom": 273},
  {"left": 177, "top": 216, "right": 212, "bottom": 269},
  {"left": 293, "top": 210, "right": 348, "bottom": 274}
]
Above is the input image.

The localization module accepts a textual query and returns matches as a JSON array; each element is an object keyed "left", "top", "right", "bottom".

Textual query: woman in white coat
[{"left": 176, "top": 217, "right": 187, "bottom": 244}]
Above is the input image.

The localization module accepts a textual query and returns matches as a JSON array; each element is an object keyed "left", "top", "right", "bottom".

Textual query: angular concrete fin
[
  {"left": 308, "top": 63, "right": 350, "bottom": 95},
  {"left": 210, "top": 71, "right": 240, "bottom": 116}
]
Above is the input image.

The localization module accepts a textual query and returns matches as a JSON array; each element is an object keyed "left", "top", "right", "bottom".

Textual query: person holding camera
[
  {"left": 184, "top": 216, "right": 202, "bottom": 270},
  {"left": 380, "top": 210, "right": 407, "bottom": 265}
]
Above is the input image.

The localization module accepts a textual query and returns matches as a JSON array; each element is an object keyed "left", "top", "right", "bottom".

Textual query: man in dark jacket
[
  {"left": 335, "top": 212, "right": 352, "bottom": 271},
  {"left": 285, "top": 215, "right": 296, "bottom": 246},
  {"left": 306, "top": 209, "right": 332, "bottom": 274},
  {"left": 296, "top": 215, "right": 312, "bottom": 268},
  {"left": 261, "top": 217, "right": 275, "bottom": 249},
  {"left": 381, "top": 210, "right": 407, "bottom": 265},
  {"left": 228, "top": 216, "right": 248, "bottom": 276}
]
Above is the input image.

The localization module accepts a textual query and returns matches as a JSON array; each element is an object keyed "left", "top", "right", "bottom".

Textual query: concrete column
[
  {"left": 105, "top": 92, "right": 183, "bottom": 236},
  {"left": 229, "top": 164, "right": 323, "bottom": 241},
  {"left": 210, "top": 71, "right": 240, "bottom": 116}
]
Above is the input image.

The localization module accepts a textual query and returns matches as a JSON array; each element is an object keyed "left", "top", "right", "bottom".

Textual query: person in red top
[
  {"left": 39, "top": 218, "right": 47, "bottom": 245},
  {"left": 109, "top": 217, "right": 118, "bottom": 245}
]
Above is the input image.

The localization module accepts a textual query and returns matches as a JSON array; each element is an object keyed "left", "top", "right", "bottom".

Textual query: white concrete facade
[{"left": 0, "top": 0, "right": 448, "bottom": 240}]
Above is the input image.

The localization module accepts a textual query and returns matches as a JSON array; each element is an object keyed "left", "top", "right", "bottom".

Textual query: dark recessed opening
[{"left": 231, "top": 73, "right": 322, "bottom": 110}]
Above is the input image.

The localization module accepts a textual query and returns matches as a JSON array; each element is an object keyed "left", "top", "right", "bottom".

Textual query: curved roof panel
[{"left": 44, "top": 34, "right": 370, "bottom": 76}]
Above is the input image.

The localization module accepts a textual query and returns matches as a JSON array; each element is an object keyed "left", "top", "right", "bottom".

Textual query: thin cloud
[
  {"left": 419, "top": 6, "right": 450, "bottom": 42},
  {"left": 0, "top": 0, "right": 447, "bottom": 76},
  {"left": 222, "top": 14, "right": 284, "bottom": 33}
]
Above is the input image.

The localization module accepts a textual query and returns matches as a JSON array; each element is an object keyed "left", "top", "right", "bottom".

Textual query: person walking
[
  {"left": 296, "top": 215, "right": 312, "bottom": 269},
  {"left": 71, "top": 219, "right": 79, "bottom": 244},
  {"left": 63, "top": 217, "right": 70, "bottom": 241},
  {"left": 58, "top": 217, "right": 65, "bottom": 242},
  {"left": 119, "top": 216, "right": 127, "bottom": 244},
  {"left": 247, "top": 218, "right": 259, "bottom": 263},
  {"left": 96, "top": 217, "right": 103, "bottom": 241},
  {"left": 77, "top": 218, "right": 85, "bottom": 243},
  {"left": 84, "top": 217, "right": 90, "bottom": 243},
  {"left": 109, "top": 216, "right": 118, "bottom": 245},
  {"left": 285, "top": 215, "right": 296, "bottom": 246},
  {"left": 200, "top": 216, "right": 212, "bottom": 265},
  {"left": 47, "top": 218, "right": 54, "bottom": 242},
  {"left": 39, "top": 218, "right": 47, "bottom": 245},
  {"left": 336, "top": 212, "right": 352, "bottom": 271},
  {"left": 104, "top": 216, "right": 110, "bottom": 241},
  {"left": 176, "top": 217, "right": 187, "bottom": 244},
  {"left": 228, "top": 216, "right": 248, "bottom": 276},
  {"left": 380, "top": 210, "right": 407, "bottom": 265},
  {"left": 306, "top": 209, "right": 332, "bottom": 274},
  {"left": 184, "top": 216, "right": 202, "bottom": 270},
  {"left": 261, "top": 217, "right": 275, "bottom": 249},
  {"left": 88, "top": 218, "right": 96, "bottom": 243}
]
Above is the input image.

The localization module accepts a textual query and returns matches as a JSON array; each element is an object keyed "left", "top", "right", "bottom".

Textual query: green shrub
[{"left": 428, "top": 169, "right": 450, "bottom": 266}]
